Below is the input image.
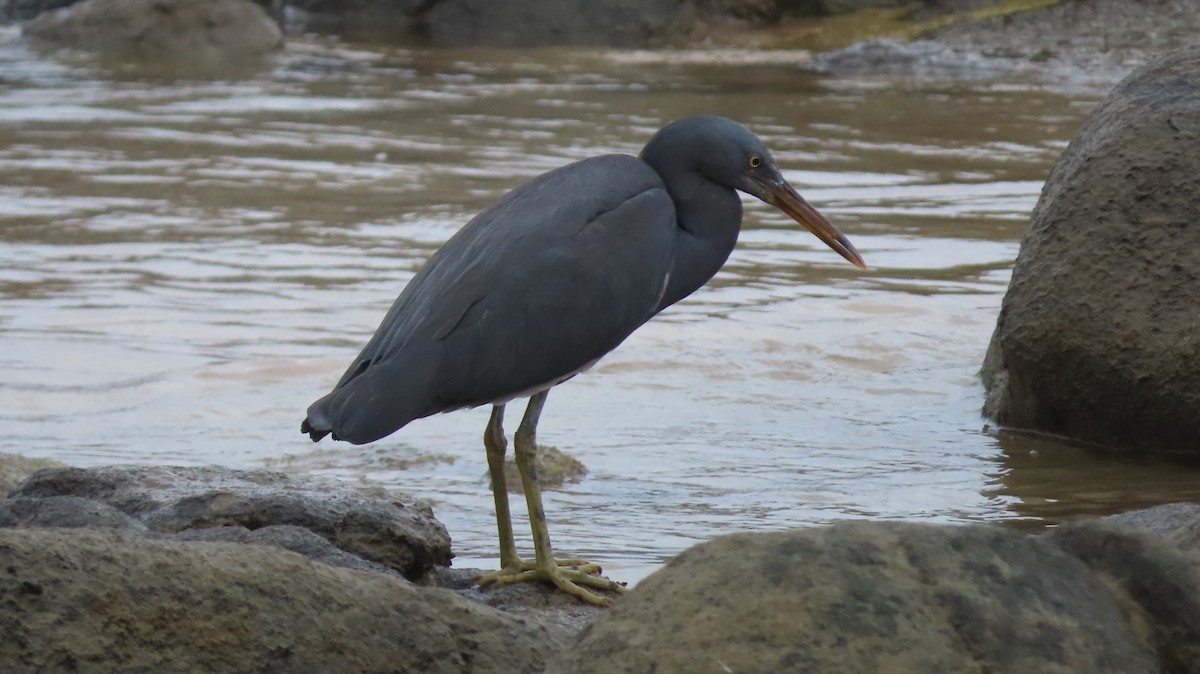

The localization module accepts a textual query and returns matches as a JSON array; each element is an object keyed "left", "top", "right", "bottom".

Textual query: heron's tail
[
  {"left": 300, "top": 416, "right": 331, "bottom": 442},
  {"left": 300, "top": 385, "right": 351, "bottom": 442},
  {"left": 300, "top": 347, "right": 441, "bottom": 445}
]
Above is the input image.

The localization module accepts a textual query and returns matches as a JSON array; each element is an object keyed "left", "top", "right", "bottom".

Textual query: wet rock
[
  {"left": 547, "top": 522, "right": 1159, "bottom": 673},
  {"left": 500, "top": 443, "right": 587, "bottom": 493},
  {"left": 10, "top": 465, "right": 451, "bottom": 580},
  {"left": 809, "top": 37, "right": 1036, "bottom": 77},
  {"left": 0, "top": 527, "right": 569, "bottom": 674},
  {"left": 1105, "top": 502, "right": 1200, "bottom": 555},
  {"left": 22, "top": 0, "right": 282, "bottom": 66},
  {"left": 981, "top": 45, "right": 1200, "bottom": 453}
]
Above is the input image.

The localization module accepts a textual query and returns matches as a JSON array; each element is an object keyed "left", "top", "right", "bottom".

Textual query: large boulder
[
  {"left": 9, "top": 465, "right": 451, "bottom": 580},
  {"left": 546, "top": 521, "right": 1200, "bottom": 673},
  {"left": 22, "top": 0, "right": 281, "bottom": 66},
  {"left": 982, "top": 45, "right": 1200, "bottom": 453},
  {"left": 0, "top": 527, "right": 568, "bottom": 674}
]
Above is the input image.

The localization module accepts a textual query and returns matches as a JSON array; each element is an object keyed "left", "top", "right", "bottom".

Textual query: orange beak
[{"left": 761, "top": 178, "right": 867, "bottom": 270}]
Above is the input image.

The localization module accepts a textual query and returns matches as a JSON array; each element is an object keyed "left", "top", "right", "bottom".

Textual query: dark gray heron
[{"left": 302, "top": 115, "right": 866, "bottom": 605}]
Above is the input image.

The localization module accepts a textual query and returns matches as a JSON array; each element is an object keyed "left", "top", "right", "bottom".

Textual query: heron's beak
[{"left": 759, "top": 178, "right": 867, "bottom": 270}]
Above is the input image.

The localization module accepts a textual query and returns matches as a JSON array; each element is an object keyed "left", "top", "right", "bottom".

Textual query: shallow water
[{"left": 3, "top": 29, "right": 1198, "bottom": 583}]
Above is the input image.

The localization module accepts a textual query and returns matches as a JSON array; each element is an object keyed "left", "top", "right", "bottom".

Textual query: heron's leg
[
  {"left": 475, "top": 391, "right": 627, "bottom": 605},
  {"left": 513, "top": 390, "right": 556, "bottom": 569},
  {"left": 514, "top": 391, "right": 628, "bottom": 605},
  {"left": 478, "top": 403, "right": 593, "bottom": 574},
  {"left": 483, "top": 404, "right": 520, "bottom": 569}
]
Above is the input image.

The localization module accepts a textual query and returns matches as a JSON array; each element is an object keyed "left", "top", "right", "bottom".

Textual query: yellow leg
[
  {"left": 474, "top": 391, "right": 628, "bottom": 606},
  {"left": 483, "top": 404, "right": 520, "bottom": 568}
]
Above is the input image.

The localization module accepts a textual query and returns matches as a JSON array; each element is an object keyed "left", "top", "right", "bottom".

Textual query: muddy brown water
[{"left": 3, "top": 29, "right": 1198, "bottom": 582}]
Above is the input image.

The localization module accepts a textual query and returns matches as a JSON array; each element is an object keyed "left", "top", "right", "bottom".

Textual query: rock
[
  {"left": 982, "top": 45, "right": 1200, "bottom": 453},
  {"left": 0, "top": 452, "right": 65, "bottom": 496},
  {"left": 290, "top": 0, "right": 778, "bottom": 47},
  {"left": 419, "top": 0, "right": 674, "bottom": 47},
  {"left": 0, "top": 495, "right": 148, "bottom": 532},
  {"left": 500, "top": 444, "right": 587, "bottom": 493},
  {"left": 932, "top": 0, "right": 1200, "bottom": 72},
  {"left": 1045, "top": 520, "right": 1200, "bottom": 674},
  {"left": 10, "top": 465, "right": 451, "bottom": 580},
  {"left": 809, "top": 37, "right": 1036, "bottom": 78},
  {"left": 1105, "top": 502, "right": 1200, "bottom": 555},
  {"left": 172, "top": 523, "right": 402, "bottom": 576},
  {"left": 0, "top": 527, "right": 569, "bottom": 674},
  {"left": 22, "top": 0, "right": 282, "bottom": 67},
  {"left": 548, "top": 522, "right": 1160, "bottom": 673}
]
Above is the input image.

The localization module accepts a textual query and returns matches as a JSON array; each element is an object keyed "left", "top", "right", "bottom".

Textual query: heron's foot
[{"left": 474, "top": 557, "right": 628, "bottom": 606}]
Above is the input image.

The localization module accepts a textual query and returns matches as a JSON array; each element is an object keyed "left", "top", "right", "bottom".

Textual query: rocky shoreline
[
  {"left": 3, "top": 456, "right": 1199, "bottom": 672},
  {"left": 808, "top": 0, "right": 1200, "bottom": 86},
  {"left": 7, "top": 0, "right": 1200, "bottom": 86}
]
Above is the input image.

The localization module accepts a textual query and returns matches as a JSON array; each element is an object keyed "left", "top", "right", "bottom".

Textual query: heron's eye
[{"left": 748, "top": 154, "right": 762, "bottom": 169}]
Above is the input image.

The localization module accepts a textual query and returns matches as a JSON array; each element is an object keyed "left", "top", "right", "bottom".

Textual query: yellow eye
[{"left": 748, "top": 154, "right": 762, "bottom": 169}]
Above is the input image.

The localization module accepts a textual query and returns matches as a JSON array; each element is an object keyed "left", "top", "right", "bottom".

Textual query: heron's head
[{"left": 642, "top": 115, "right": 866, "bottom": 270}]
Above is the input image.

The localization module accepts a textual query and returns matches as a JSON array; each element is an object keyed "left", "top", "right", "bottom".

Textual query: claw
[{"left": 474, "top": 556, "right": 627, "bottom": 606}]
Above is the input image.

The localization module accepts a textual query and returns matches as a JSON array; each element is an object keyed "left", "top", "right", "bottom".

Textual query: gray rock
[
  {"left": 1046, "top": 520, "right": 1200, "bottom": 674},
  {"left": 548, "top": 522, "right": 1157, "bottom": 673},
  {"left": 11, "top": 465, "right": 451, "bottom": 580},
  {"left": 290, "top": 0, "right": 778, "bottom": 47},
  {"left": 172, "top": 523, "right": 402, "bottom": 576},
  {"left": 0, "top": 495, "right": 148, "bottom": 532},
  {"left": 22, "top": 0, "right": 281, "bottom": 66},
  {"left": 982, "top": 45, "right": 1200, "bottom": 452},
  {"left": 810, "top": 38, "right": 1037, "bottom": 78},
  {"left": 1105, "top": 502, "right": 1200, "bottom": 555},
  {"left": 0, "top": 527, "right": 569, "bottom": 674}
]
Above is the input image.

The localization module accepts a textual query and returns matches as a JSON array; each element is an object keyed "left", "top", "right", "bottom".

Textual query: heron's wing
[{"left": 306, "top": 154, "right": 677, "bottom": 443}]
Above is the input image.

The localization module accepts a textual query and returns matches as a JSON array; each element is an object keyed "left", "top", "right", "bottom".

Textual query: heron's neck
[{"left": 656, "top": 171, "right": 743, "bottom": 311}]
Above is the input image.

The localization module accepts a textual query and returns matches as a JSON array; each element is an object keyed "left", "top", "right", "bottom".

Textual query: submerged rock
[
  {"left": 547, "top": 521, "right": 1189, "bottom": 673},
  {"left": 981, "top": 45, "right": 1200, "bottom": 453},
  {"left": 10, "top": 464, "right": 451, "bottom": 579},
  {"left": 0, "top": 527, "right": 569, "bottom": 674},
  {"left": 22, "top": 0, "right": 281, "bottom": 72},
  {"left": 809, "top": 37, "right": 1037, "bottom": 77}
]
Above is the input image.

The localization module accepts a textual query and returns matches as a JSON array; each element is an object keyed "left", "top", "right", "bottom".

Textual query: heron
[{"left": 302, "top": 115, "right": 866, "bottom": 605}]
